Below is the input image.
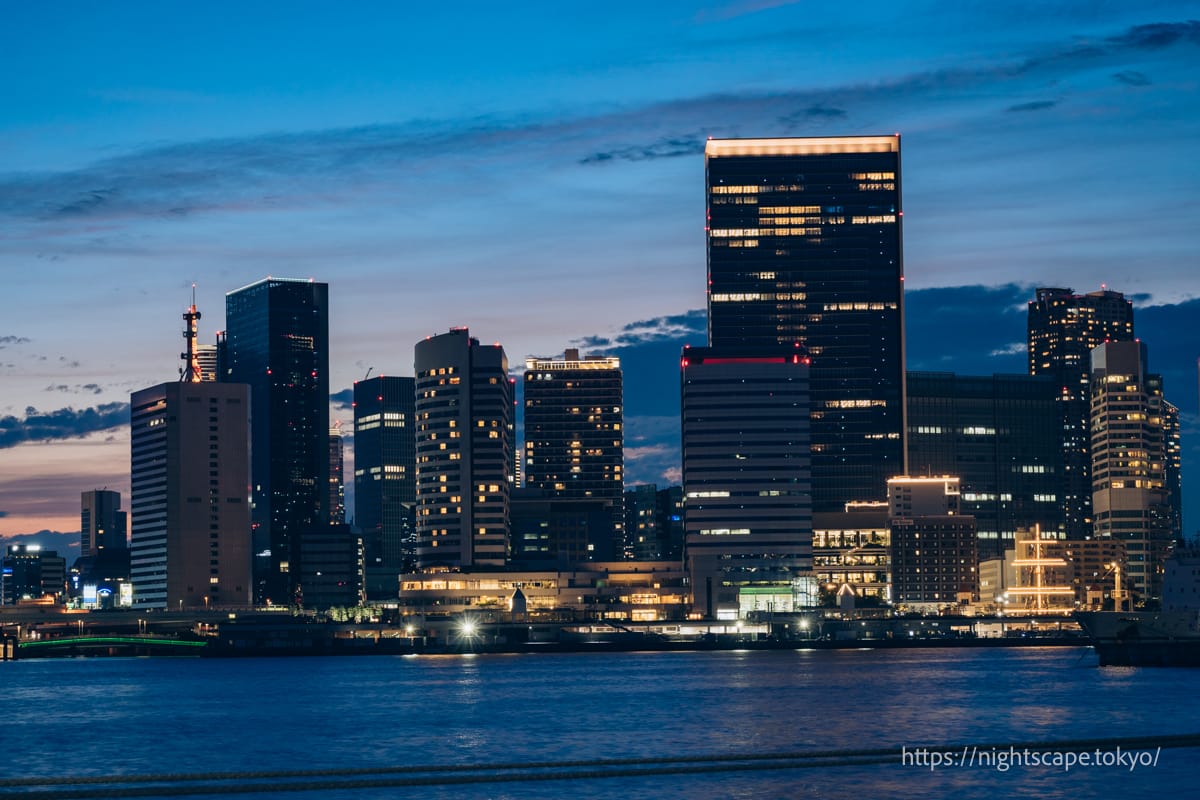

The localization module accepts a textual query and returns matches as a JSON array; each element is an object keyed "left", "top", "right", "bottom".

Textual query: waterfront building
[
  {"left": 681, "top": 345, "right": 812, "bottom": 619},
  {"left": 705, "top": 136, "right": 905, "bottom": 512},
  {"left": 1028, "top": 287, "right": 1135, "bottom": 537},
  {"left": 812, "top": 503, "right": 890, "bottom": 604},
  {"left": 887, "top": 477, "right": 977, "bottom": 611},
  {"left": 398, "top": 561, "right": 688, "bottom": 621},
  {"left": 414, "top": 329, "right": 512, "bottom": 569},
  {"left": 353, "top": 375, "right": 417, "bottom": 596},
  {"left": 1, "top": 545, "right": 66, "bottom": 605},
  {"left": 906, "top": 371, "right": 1065, "bottom": 558},
  {"left": 129, "top": 380, "right": 252, "bottom": 610},
  {"left": 1089, "top": 340, "right": 1174, "bottom": 599},
  {"left": 523, "top": 349, "right": 624, "bottom": 557},
  {"left": 222, "top": 277, "right": 333, "bottom": 606}
]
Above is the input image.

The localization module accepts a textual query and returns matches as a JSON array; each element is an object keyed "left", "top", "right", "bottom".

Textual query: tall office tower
[
  {"left": 81, "top": 490, "right": 126, "bottom": 559},
  {"left": 624, "top": 484, "right": 686, "bottom": 562},
  {"left": 414, "top": 329, "right": 512, "bottom": 568},
  {"left": 887, "top": 476, "right": 978, "bottom": 611},
  {"left": 1028, "top": 287, "right": 1135, "bottom": 538},
  {"left": 130, "top": 380, "right": 252, "bottom": 610},
  {"left": 223, "top": 278, "right": 331, "bottom": 605},
  {"left": 354, "top": 376, "right": 417, "bottom": 595},
  {"left": 524, "top": 349, "right": 624, "bottom": 558},
  {"left": 1090, "top": 341, "right": 1174, "bottom": 599},
  {"left": 329, "top": 424, "right": 345, "bottom": 525},
  {"left": 1164, "top": 401, "right": 1183, "bottom": 546},
  {"left": 705, "top": 136, "right": 905, "bottom": 513},
  {"left": 681, "top": 345, "right": 812, "bottom": 618},
  {"left": 907, "top": 372, "right": 1065, "bottom": 558}
]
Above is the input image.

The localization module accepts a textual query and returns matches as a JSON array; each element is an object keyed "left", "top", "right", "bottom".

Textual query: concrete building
[
  {"left": 812, "top": 504, "right": 891, "bottom": 604},
  {"left": 887, "top": 477, "right": 977, "bottom": 611},
  {"left": 1, "top": 545, "right": 66, "bottom": 605},
  {"left": 130, "top": 380, "right": 252, "bottom": 610},
  {"left": 624, "top": 484, "right": 685, "bottom": 562},
  {"left": 414, "top": 329, "right": 512, "bottom": 568},
  {"left": 1090, "top": 340, "right": 1174, "bottom": 599},
  {"left": 523, "top": 349, "right": 623, "bottom": 557},
  {"left": 510, "top": 489, "right": 617, "bottom": 564},
  {"left": 681, "top": 345, "right": 812, "bottom": 619}
]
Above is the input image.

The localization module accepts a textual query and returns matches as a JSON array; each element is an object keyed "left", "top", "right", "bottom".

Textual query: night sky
[{"left": 2, "top": 2, "right": 1198, "bottom": 543}]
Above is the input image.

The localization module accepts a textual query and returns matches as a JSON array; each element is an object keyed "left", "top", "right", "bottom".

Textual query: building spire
[{"left": 181, "top": 283, "right": 202, "bottom": 383}]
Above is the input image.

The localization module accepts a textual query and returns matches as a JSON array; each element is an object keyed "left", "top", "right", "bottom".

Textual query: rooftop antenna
[
  {"left": 180, "top": 283, "right": 202, "bottom": 383},
  {"left": 364, "top": 367, "right": 374, "bottom": 380}
]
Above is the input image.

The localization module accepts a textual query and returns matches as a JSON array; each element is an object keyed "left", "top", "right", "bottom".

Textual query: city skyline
[{"left": 2, "top": 4, "right": 1199, "bottom": 539}]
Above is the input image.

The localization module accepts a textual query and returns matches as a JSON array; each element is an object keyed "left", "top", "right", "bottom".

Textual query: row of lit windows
[
  {"left": 822, "top": 302, "right": 896, "bottom": 311},
  {"left": 710, "top": 292, "right": 806, "bottom": 302}
]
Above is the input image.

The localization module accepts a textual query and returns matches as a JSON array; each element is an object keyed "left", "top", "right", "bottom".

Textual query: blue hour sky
[{"left": 2, "top": 2, "right": 1199, "bottom": 539}]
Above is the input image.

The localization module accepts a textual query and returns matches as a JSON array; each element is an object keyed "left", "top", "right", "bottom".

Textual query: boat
[{"left": 1075, "top": 610, "right": 1200, "bottom": 667}]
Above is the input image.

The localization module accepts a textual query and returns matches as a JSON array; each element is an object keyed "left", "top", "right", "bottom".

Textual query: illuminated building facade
[
  {"left": 1028, "top": 287, "right": 1134, "bottom": 538},
  {"left": 414, "top": 329, "right": 511, "bottom": 568},
  {"left": 329, "top": 424, "right": 345, "bottom": 525},
  {"left": 130, "top": 381, "right": 252, "bottom": 610},
  {"left": 812, "top": 505, "right": 890, "bottom": 603},
  {"left": 1089, "top": 341, "right": 1174, "bottom": 599},
  {"left": 624, "top": 484, "right": 685, "bottom": 562},
  {"left": 887, "top": 477, "right": 977, "bottom": 610},
  {"left": 681, "top": 345, "right": 812, "bottom": 618},
  {"left": 906, "top": 371, "right": 1065, "bottom": 558},
  {"left": 354, "top": 376, "right": 416, "bottom": 598},
  {"left": 222, "top": 277, "right": 332, "bottom": 605},
  {"left": 705, "top": 136, "right": 905, "bottom": 512},
  {"left": 1, "top": 545, "right": 66, "bottom": 605},
  {"left": 523, "top": 349, "right": 623, "bottom": 558}
]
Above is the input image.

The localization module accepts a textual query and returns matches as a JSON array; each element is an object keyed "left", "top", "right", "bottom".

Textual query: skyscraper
[
  {"left": 681, "top": 344, "right": 812, "bottom": 618},
  {"left": 414, "top": 329, "right": 512, "bottom": 568},
  {"left": 1028, "top": 287, "right": 1135, "bottom": 538},
  {"left": 1089, "top": 341, "right": 1173, "bottom": 599},
  {"left": 130, "top": 380, "right": 253, "bottom": 610},
  {"left": 705, "top": 136, "right": 905, "bottom": 512},
  {"left": 80, "top": 489, "right": 126, "bottom": 559},
  {"left": 222, "top": 278, "right": 331, "bottom": 605},
  {"left": 354, "top": 375, "right": 417, "bottom": 592},
  {"left": 329, "top": 424, "right": 345, "bottom": 525},
  {"left": 523, "top": 349, "right": 623, "bottom": 558}
]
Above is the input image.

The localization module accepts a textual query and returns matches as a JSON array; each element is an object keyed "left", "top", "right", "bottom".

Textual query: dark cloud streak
[{"left": 0, "top": 403, "right": 129, "bottom": 448}]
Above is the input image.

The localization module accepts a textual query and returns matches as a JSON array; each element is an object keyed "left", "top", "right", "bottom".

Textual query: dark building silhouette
[
  {"left": 222, "top": 277, "right": 333, "bottom": 606},
  {"left": 414, "top": 329, "right": 511, "bottom": 568},
  {"left": 354, "top": 375, "right": 417, "bottom": 597},
  {"left": 509, "top": 488, "right": 616, "bottom": 563},
  {"left": 329, "top": 424, "right": 345, "bottom": 525},
  {"left": 705, "top": 136, "right": 906, "bottom": 512},
  {"left": 1028, "top": 287, "right": 1134, "bottom": 537},
  {"left": 2, "top": 545, "right": 66, "bottom": 605},
  {"left": 624, "top": 484, "right": 684, "bottom": 562},
  {"left": 906, "top": 372, "right": 1065, "bottom": 558},
  {"left": 523, "top": 349, "right": 623, "bottom": 556},
  {"left": 81, "top": 489, "right": 126, "bottom": 558}
]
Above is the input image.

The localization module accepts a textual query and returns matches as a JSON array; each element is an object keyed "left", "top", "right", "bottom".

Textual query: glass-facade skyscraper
[
  {"left": 354, "top": 375, "right": 417, "bottom": 582},
  {"left": 222, "top": 277, "right": 331, "bottom": 606},
  {"left": 705, "top": 136, "right": 905, "bottom": 512}
]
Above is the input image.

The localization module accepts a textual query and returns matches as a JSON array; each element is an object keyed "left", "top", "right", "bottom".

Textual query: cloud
[
  {"left": 0, "top": 530, "right": 81, "bottom": 550},
  {"left": 1006, "top": 100, "right": 1058, "bottom": 112},
  {"left": 573, "top": 310, "right": 706, "bottom": 350},
  {"left": 0, "top": 511, "right": 7, "bottom": 518},
  {"left": 0, "top": 403, "right": 129, "bottom": 448},
  {"left": 1113, "top": 70, "right": 1151, "bottom": 86},
  {"left": 0, "top": 335, "right": 32, "bottom": 348},
  {"left": 330, "top": 388, "right": 354, "bottom": 409},
  {"left": 778, "top": 104, "right": 848, "bottom": 130},
  {"left": 580, "top": 134, "right": 707, "bottom": 165},
  {"left": 44, "top": 383, "right": 103, "bottom": 394},
  {"left": 989, "top": 342, "right": 1028, "bottom": 357}
]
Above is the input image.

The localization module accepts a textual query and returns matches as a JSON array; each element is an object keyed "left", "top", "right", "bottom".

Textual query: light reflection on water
[{"left": 2, "top": 647, "right": 1196, "bottom": 798}]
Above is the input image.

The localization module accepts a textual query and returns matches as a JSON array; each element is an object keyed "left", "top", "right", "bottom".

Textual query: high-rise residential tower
[
  {"left": 222, "top": 277, "right": 332, "bottom": 605},
  {"left": 1028, "top": 287, "right": 1135, "bottom": 538},
  {"left": 414, "top": 329, "right": 512, "bottom": 568},
  {"left": 681, "top": 344, "right": 812, "bottom": 618},
  {"left": 1089, "top": 341, "right": 1174, "bottom": 599},
  {"left": 523, "top": 349, "right": 623, "bottom": 559},
  {"left": 705, "top": 136, "right": 906, "bottom": 512},
  {"left": 354, "top": 375, "right": 417, "bottom": 590}
]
